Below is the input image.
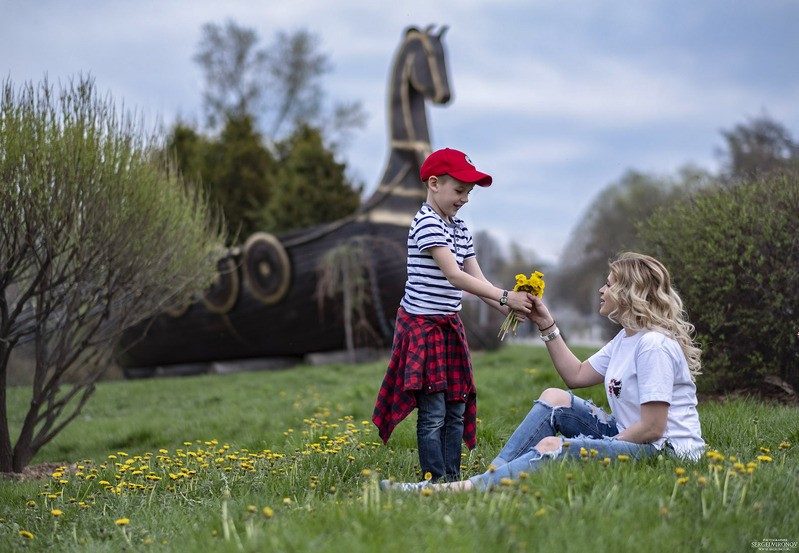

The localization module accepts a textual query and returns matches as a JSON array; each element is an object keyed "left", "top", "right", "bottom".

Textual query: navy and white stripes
[{"left": 400, "top": 203, "right": 475, "bottom": 315}]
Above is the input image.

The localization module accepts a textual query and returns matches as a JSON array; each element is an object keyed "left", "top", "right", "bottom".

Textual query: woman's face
[{"left": 598, "top": 273, "right": 617, "bottom": 317}]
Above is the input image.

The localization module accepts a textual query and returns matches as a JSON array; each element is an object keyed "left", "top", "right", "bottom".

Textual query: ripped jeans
[{"left": 469, "top": 391, "right": 658, "bottom": 490}]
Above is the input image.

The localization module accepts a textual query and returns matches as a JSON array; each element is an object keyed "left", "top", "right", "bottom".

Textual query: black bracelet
[{"left": 538, "top": 321, "right": 556, "bottom": 332}]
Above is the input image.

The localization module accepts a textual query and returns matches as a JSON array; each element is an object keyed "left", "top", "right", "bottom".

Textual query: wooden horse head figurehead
[{"left": 363, "top": 25, "right": 453, "bottom": 225}]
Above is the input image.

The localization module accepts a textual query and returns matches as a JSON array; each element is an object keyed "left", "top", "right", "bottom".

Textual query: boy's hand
[{"left": 506, "top": 290, "right": 533, "bottom": 313}]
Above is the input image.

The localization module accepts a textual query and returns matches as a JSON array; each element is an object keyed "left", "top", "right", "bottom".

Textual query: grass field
[{"left": 1, "top": 344, "right": 797, "bottom": 552}]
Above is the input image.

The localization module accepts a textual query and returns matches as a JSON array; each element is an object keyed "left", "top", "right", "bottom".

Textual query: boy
[{"left": 372, "top": 148, "right": 533, "bottom": 482}]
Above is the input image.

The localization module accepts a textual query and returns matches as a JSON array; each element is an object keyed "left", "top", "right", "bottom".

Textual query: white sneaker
[{"left": 380, "top": 479, "right": 432, "bottom": 492}]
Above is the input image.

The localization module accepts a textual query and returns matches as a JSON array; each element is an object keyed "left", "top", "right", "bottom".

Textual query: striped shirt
[{"left": 400, "top": 203, "right": 476, "bottom": 315}]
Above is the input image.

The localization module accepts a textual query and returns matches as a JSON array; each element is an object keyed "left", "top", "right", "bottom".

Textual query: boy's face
[{"left": 427, "top": 175, "right": 476, "bottom": 220}]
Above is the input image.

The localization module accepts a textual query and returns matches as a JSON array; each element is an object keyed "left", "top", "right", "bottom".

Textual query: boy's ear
[{"left": 427, "top": 175, "right": 439, "bottom": 190}]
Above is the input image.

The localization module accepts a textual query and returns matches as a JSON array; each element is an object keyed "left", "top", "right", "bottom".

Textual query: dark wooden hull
[{"left": 117, "top": 219, "right": 409, "bottom": 368}]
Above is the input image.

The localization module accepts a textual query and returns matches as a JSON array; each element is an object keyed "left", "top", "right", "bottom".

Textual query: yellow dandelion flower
[
  {"left": 263, "top": 507, "right": 274, "bottom": 519},
  {"left": 757, "top": 455, "right": 773, "bottom": 463},
  {"left": 19, "top": 530, "right": 34, "bottom": 539},
  {"left": 499, "top": 271, "right": 545, "bottom": 339},
  {"left": 424, "top": 471, "right": 434, "bottom": 480},
  {"left": 759, "top": 447, "right": 770, "bottom": 453},
  {"left": 26, "top": 500, "right": 36, "bottom": 508},
  {"left": 677, "top": 477, "right": 689, "bottom": 485},
  {"left": 420, "top": 488, "right": 433, "bottom": 496},
  {"left": 361, "top": 469, "right": 372, "bottom": 477},
  {"left": 580, "top": 447, "right": 588, "bottom": 457},
  {"left": 534, "top": 508, "right": 547, "bottom": 517},
  {"left": 617, "top": 454, "right": 629, "bottom": 462},
  {"left": 589, "top": 448, "right": 599, "bottom": 457},
  {"left": 115, "top": 518, "right": 130, "bottom": 526},
  {"left": 675, "top": 467, "right": 686, "bottom": 476},
  {"left": 706, "top": 450, "right": 725, "bottom": 462},
  {"left": 659, "top": 507, "right": 669, "bottom": 518},
  {"left": 500, "top": 478, "right": 515, "bottom": 486},
  {"left": 247, "top": 505, "right": 257, "bottom": 513},
  {"left": 697, "top": 476, "right": 707, "bottom": 487},
  {"left": 778, "top": 441, "right": 791, "bottom": 450},
  {"left": 283, "top": 497, "right": 292, "bottom": 506},
  {"left": 51, "top": 509, "right": 63, "bottom": 517}
]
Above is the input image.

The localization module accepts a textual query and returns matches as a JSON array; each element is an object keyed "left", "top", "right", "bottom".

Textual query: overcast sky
[{"left": 3, "top": 0, "right": 798, "bottom": 264}]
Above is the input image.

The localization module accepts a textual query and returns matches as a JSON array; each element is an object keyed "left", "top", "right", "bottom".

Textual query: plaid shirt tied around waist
[{"left": 372, "top": 307, "right": 477, "bottom": 449}]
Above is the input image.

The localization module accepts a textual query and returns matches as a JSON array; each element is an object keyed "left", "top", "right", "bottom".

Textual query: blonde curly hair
[{"left": 605, "top": 252, "right": 702, "bottom": 379}]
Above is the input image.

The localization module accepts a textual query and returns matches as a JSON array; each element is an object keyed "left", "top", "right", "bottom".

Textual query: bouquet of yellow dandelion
[{"left": 498, "top": 271, "right": 545, "bottom": 341}]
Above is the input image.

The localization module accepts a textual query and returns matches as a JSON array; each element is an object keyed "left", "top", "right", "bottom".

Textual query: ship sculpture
[{"left": 118, "top": 25, "right": 454, "bottom": 375}]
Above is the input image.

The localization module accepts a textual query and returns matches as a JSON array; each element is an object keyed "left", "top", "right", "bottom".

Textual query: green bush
[{"left": 640, "top": 174, "right": 799, "bottom": 393}]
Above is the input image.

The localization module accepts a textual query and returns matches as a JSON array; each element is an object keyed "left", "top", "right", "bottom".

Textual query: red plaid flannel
[{"left": 372, "top": 307, "right": 477, "bottom": 449}]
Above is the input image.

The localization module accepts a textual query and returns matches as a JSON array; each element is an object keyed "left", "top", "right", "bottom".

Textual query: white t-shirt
[{"left": 588, "top": 329, "right": 705, "bottom": 459}]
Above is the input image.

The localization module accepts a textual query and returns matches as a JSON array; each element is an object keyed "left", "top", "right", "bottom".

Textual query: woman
[{"left": 382, "top": 252, "right": 705, "bottom": 492}]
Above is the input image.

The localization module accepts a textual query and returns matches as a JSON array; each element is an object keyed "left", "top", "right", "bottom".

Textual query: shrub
[
  {"left": 0, "top": 76, "right": 226, "bottom": 471},
  {"left": 640, "top": 173, "right": 799, "bottom": 393}
]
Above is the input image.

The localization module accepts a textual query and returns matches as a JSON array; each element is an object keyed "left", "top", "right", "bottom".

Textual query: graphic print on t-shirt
[{"left": 608, "top": 378, "right": 622, "bottom": 398}]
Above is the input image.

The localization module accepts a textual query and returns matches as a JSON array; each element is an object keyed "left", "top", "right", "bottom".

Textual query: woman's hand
[{"left": 527, "top": 296, "right": 555, "bottom": 331}]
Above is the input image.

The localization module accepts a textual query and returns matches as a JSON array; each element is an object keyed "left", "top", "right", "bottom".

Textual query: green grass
[{"left": 1, "top": 344, "right": 797, "bottom": 552}]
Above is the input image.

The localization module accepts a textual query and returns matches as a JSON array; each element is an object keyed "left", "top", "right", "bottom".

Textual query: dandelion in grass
[
  {"left": 498, "top": 271, "right": 545, "bottom": 340},
  {"left": 115, "top": 518, "right": 130, "bottom": 526},
  {"left": 424, "top": 471, "right": 433, "bottom": 481},
  {"left": 617, "top": 454, "right": 629, "bottom": 462},
  {"left": 51, "top": 509, "right": 63, "bottom": 517},
  {"left": 420, "top": 488, "right": 433, "bottom": 496},
  {"left": 757, "top": 455, "right": 773, "bottom": 463},
  {"left": 534, "top": 508, "right": 546, "bottom": 517},
  {"left": 19, "top": 530, "right": 34, "bottom": 540},
  {"left": 263, "top": 507, "right": 274, "bottom": 519}
]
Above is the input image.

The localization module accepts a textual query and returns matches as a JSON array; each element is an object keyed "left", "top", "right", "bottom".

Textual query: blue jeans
[
  {"left": 469, "top": 392, "right": 658, "bottom": 490},
  {"left": 416, "top": 392, "right": 466, "bottom": 482}
]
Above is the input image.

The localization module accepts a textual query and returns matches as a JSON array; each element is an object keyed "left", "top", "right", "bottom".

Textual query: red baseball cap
[{"left": 420, "top": 148, "right": 493, "bottom": 186}]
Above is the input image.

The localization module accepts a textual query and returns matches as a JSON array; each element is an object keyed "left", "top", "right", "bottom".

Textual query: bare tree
[
  {"left": 0, "top": 76, "right": 226, "bottom": 473},
  {"left": 194, "top": 20, "right": 365, "bottom": 147},
  {"left": 194, "top": 20, "right": 269, "bottom": 130},
  {"left": 717, "top": 114, "right": 799, "bottom": 180}
]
